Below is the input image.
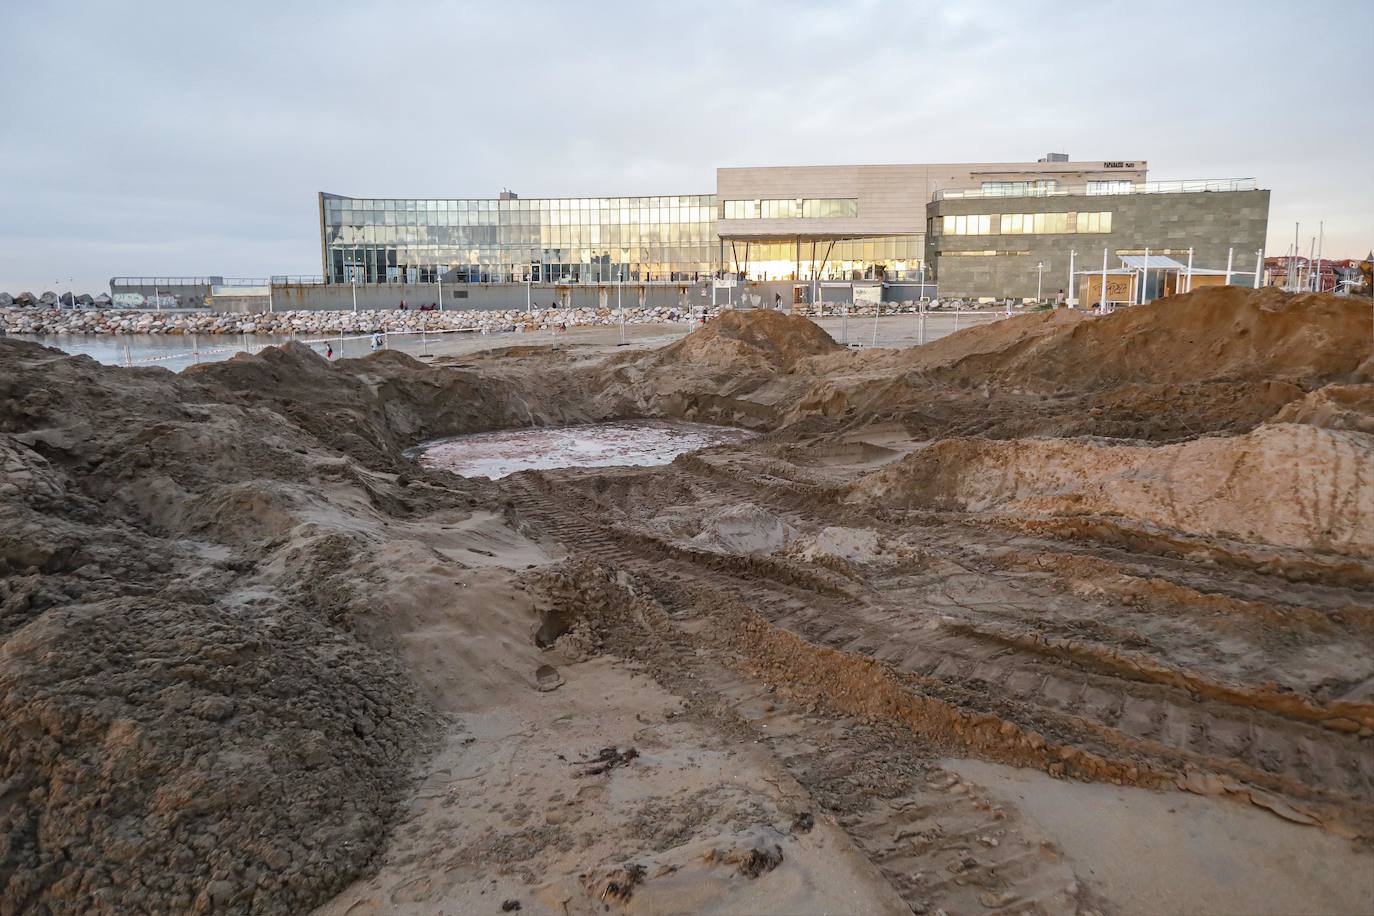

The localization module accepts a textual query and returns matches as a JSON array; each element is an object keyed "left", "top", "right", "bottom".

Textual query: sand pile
[
  {"left": 0, "top": 338, "right": 567, "bottom": 914},
  {"left": 1271, "top": 383, "right": 1374, "bottom": 433},
  {"left": 651, "top": 309, "right": 842, "bottom": 371},
  {"left": 847, "top": 422, "right": 1374, "bottom": 557},
  {"left": 899, "top": 288, "right": 1372, "bottom": 390},
  {"left": 776, "top": 289, "right": 1372, "bottom": 442},
  {"left": 595, "top": 311, "right": 847, "bottom": 428},
  {"left": 184, "top": 343, "right": 577, "bottom": 472},
  {"left": 688, "top": 503, "right": 797, "bottom": 554}
]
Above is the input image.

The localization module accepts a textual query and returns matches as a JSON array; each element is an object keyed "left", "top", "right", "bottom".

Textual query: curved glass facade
[
  {"left": 320, "top": 191, "right": 927, "bottom": 285},
  {"left": 321, "top": 193, "right": 718, "bottom": 284}
]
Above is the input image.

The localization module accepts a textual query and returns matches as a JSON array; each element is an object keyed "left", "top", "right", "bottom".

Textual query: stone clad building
[{"left": 926, "top": 180, "right": 1270, "bottom": 301}]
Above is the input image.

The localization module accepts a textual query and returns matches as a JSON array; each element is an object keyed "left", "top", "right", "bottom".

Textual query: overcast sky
[{"left": 1, "top": 0, "right": 1370, "bottom": 293}]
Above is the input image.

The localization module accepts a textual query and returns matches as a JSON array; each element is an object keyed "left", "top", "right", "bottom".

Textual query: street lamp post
[
  {"left": 1034, "top": 262, "right": 1045, "bottom": 303},
  {"left": 526, "top": 259, "right": 534, "bottom": 315},
  {"left": 1099, "top": 248, "right": 1108, "bottom": 311},
  {"left": 617, "top": 269, "right": 625, "bottom": 345}
]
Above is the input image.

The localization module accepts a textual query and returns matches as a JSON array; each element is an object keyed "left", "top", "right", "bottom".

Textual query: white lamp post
[
  {"left": 1099, "top": 248, "right": 1108, "bottom": 311},
  {"left": 1140, "top": 247, "right": 1151, "bottom": 305},
  {"left": 617, "top": 269, "right": 626, "bottom": 344}
]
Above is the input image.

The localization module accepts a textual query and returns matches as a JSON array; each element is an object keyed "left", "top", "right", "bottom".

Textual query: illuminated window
[
  {"left": 723, "top": 198, "right": 855, "bottom": 219},
  {"left": 981, "top": 180, "right": 1058, "bottom": 196},
  {"left": 1075, "top": 212, "right": 1113, "bottom": 233},
  {"left": 1086, "top": 180, "right": 1133, "bottom": 195},
  {"left": 943, "top": 214, "right": 994, "bottom": 235}
]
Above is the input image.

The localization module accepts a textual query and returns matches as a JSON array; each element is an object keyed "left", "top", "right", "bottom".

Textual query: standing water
[{"left": 409, "top": 421, "right": 754, "bottom": 479}]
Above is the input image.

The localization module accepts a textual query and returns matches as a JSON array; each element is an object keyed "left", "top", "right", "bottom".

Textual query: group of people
[{"left": 317, "top": 332, "right": 385, "bottom": 361}]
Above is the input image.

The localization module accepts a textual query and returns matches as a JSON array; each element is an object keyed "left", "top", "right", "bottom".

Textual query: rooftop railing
[
  {"left": 110, "top": 276, "right": 224, "bottom": 287},
  {"left": 933, "top": 178, "right": 1258, "bottom": 200},
  {"left": 270, "top": 275, "right": 327, "bottom": 286}
]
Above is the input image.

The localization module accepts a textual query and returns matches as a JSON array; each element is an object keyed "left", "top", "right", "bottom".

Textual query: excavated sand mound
[
  {"left": 848, "top": 423, "right": 1374, "bottom": 557},
  {"left": 1271, "top": 383, "right": 1374, "bottom": 433},
  {"left": 899, "top": 288, "right": 1372, "bottom": 390},
  {"left": 0, "top": 339, "right": 548, "bottom": 914},
  {"left": 652, "top": 309, "right": 842, "bottom": 370}
]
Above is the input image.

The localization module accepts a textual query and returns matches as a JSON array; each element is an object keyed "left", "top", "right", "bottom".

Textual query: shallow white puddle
[{"left": 410, "top": 420, "right": 754, "bottom": 479}]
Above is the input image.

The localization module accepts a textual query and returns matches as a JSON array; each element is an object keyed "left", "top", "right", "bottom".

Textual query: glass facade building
[
  {"left": 321, "top": 193, "right": 717, "bottom": 285},
  {"left": 320, "top": 192, "right": 925, "bottom": 285}
]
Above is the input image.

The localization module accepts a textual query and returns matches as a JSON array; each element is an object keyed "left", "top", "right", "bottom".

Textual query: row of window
[
  {"left": 721, "top": 198, "right": 858, "bottom": 220},
  {"left": 941, "top": 212, "right": 1113, "bottom": 236},
  {"left": 325, "top": 233, "right": 922, "bottom": 284},
  {"left": 979, "top": 180, "right": 1138, "bottom": 197},
  {"left": 325, "top": 225, "right": 716, "bottom": 246},
  {"left": 980, "top": 180, "right": 1058, "bottom": 195},
  {"left": 723, "top": 235, "right": 924, "bottom": 264},
  {"left": 327, "top": 208, "right": 715, "bottom": 228},
  {"left": 1086, "top": 180, "right": 1134, "bottom": 195},
  {"left": 324, "top": 195, "right": 716, "bottom": 212},
  {"left": 938, "top": 250, "right": 1032, "bottom": 257}
]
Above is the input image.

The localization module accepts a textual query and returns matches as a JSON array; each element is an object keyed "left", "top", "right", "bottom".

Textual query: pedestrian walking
[{"left": 325, "top": 342, "right": 334, "bottom": 359}]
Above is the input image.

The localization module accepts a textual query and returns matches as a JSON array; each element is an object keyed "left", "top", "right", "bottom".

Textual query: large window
[
  {"left": 723, "top": 199, "right": 759, "bottom": 219},
  {"left": 942, "top": 214, "right": 994, "bottom": 235},
  {"left": 721, "top": 198, "right": 857, "bottom": 219},
  {"left": 1076, "top": 211, "right": 1113, "bottom": 232},
  {"left": 980, "top": 180, "right": 1058, "bottom": 196},
  {"left": 941, "top": 211, "right": 1113, "bottom": 236},
  {"left": 1001, "top": 212, "right": 1070, "bottom": 234},
  {"left": 725, "top": 234, "right": 924, "bottom": 282},
  {"left": 1086, "top": 180, "right": 1133, "bottom": 195}
]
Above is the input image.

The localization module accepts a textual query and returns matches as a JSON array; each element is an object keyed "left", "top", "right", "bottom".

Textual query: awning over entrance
[{"left": 1118, "top": 255, "right": 1188, "bottom": 270}]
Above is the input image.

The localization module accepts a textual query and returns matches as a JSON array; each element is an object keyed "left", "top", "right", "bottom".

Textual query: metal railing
[
  {"left": 934, "top": 178, "right": 1257, "bottom": 200},
  {"left": 110, "top": 276, "right": 223, "bottom": 287}
]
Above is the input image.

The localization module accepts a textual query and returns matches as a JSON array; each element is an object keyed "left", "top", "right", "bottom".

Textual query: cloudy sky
[{"left": 1, "top": 0, "right": 1370, "bottom": 293}]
